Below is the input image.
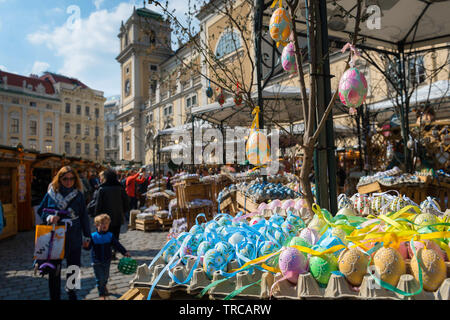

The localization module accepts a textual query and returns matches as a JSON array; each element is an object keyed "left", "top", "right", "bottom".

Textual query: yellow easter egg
[
  {"left": 414, "top": 213, "right": 438, "bottom": 230},
  {"left": 331, "top": 227, "right": 348, "bottom": 245},
  {"left": 338, "top": 248, "right": 369, "bottom": 286},
  {"left": 308, "top": 215, "right": 326, "bottom": 233},
  {"left": 373, "top": 247, "right": 406, "bottom": 287},
  {"left": 411, "top": 248, "right": 447, "bottom": 292}
]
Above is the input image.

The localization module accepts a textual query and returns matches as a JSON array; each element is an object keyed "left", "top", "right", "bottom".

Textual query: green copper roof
[{"left": 136, "top": 7, "right": 163, "bottom": 20}]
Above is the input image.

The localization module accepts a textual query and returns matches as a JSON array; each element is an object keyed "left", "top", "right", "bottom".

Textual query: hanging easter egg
[
  {"left": 217, "top": 89, "right": 225, "bottom": 106},
  {"left": 234, "top": 93, "right": 243, "bottom": 106},
  {"left": 338, "top": 248, "right": 369, "bottom": 286},
  {"left": 411, "top": 248, "right": 447, "bottom": 292},
  {"left": 163, "top": 241, "right": 180, "bottom": 264},
  {"left": 203, "top": 249, "right": 227, "bottom": 279},
  {"left": 353, "top": 194, "right": 371, "bottom": 216},
  {"left": 206, "top": 86, "right": 213, "bottom": 98},
  {"left": 373, "top": 247, "right": 406, "bottom": 287},
  {"left": 279, "top": 247, "right": 309, "bottom": 284},
  {"left": 300, "top": 227, "right": 319, "bottom": 246},
  {"left": 215, "top": 241, "right": 235, "bottom": 262},
  {"left": 269, "top": 8, "right": 291, "bottom": 45},
  {"left": 338, "top": 68, "right": 368, "bottom": 109},
  {"left": 246, "top": 131, "right": 271, "bottom": 166},
  {"left": 281, "top": 42, "right": 297, "bottom": 73},
  {"left": 414, "top": 213, "right": 438, "bottom": 230},
  {"left": 309, "top": 250, "right": 339, "bottom": 286}
]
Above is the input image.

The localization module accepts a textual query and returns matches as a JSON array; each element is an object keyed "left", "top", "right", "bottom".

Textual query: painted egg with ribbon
[
  {"left": 353, "top": 194, "right": 371, "bottom": 215},
  {"left": 258, "top": 241, "right": 281, "bottom": 267},
  {"left": 420, "top": 197, "right": 441, "bottom": 214},
  {"left": 294, "top": 198, "right": 305, "bottom": 211},
  {"left": 338, "top": 248, "right": 369, "bottom": 286},
  {"left": 337, "top": 194, "right": 353, "bottom": 210},
  {"left": 281, "top": 42, "right": 297, "bottom": 73},
  {"left": 246, "top": 130, "right": 271, "bottom": 166},
  {"left": 180, "top": 236, "right": 200, "bottom": 265},
  {"left": 269, "top": 8, "right": 291, "bottom": 44},
  {"left": 250, "top": 215, "right": 264, "bottom": 226},
  {"left": 274, "top": 230, "right": 287, "bottom": 246},
  {"left": 299, "top": 227, "right": 319, "bottom": 246},
  {"left": 281, "top": 221, "right": 298, "bottom": 238},
  {"left": 373, "top": 247, "right": 406, "bottom": 287},
  {"left": 408, "top": 240, "right": 446, "bottom": 261},
  {"left": 336, "top": 207, "right": 356, "bottom": 217},
  {"left": 228, "top": 232, "right": 245, "bottom": 247},
  {"left": 279, "top": 247, "right": 309, "bottom": 284},
  {"left": 318, "top": 235, "right": 346, "bottom": 258},
  {"left": 203, "top": 249, "right": 227, "bottom": 279},
  {"left": 176, "top": 232, "right": 190, "bottom": 243},
  {"left": 190, "top": 224, "right": 204, "bottom": 235},
  {"left": 371, "top": 196, "right": 388, "bottom": 214},
  {"left": 389, "top": 196, "right": 408, "bottom": 212},
  {"left": 414, "top": 213, "right": 438, "bottom": 230},
  {"left": 411, "top": 248, "right": 447, "bottom": 291},
  {"left": 309, "top": 249, "right": 339, "bottom": 286},
  {"left": 308, "top": 215, "right": 327, "bottom": 233},
  {"left": 215, "top": 241, "right": 235, "bottom": 262},
  {"left": 218, "top": 216, "right": 232, "bottom": 227},
  {"left": 237, "top": 241, "right": 256, "bottom": 264},
  {"left": 286, "top": 214, "right": 305, "bottom": 229},
  {"left": 163, "top": 241, "right": 180, "bottom": 264},
  {"left": 204, "top": 220, "right": 219, "bottom": 233},
  {"left": 206, "top": 86, "right": 213, "bottom": 98},
  {"left": 269, "top": 214, "right": 285, "bottom": 226},
  {"left": 197, "top": 241, "right": 215, "bottom": 264},
  {"left": 289, "top": 236, "right": 311, "bottom": 259},
  {"left": 338, "top": 67, "right": 368, "bottom": 108}
]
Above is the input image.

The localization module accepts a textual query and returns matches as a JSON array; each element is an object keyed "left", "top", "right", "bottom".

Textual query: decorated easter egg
[
  {"left": 281, "top": 42, "right": 297, "bottom": 73},
  {"left": 338, "top": 67, "right": 368, "bottom": 108},
  {"left": 336, "top": 207, "right": 356, "bottom": 217},
  {"left": 274, "top": 229, "right": 287, "bottom": 246},
  {"left": 338, "top": 248, "right": 369, "bottom": 286},
  {"left": 337, "top": 194, "right": 353, "bottom": 210},
  {"left": 269, "top": 214, "right": 285, "bottom": 226},
  {"left": 411, "top": 248, "right": 447, "bottom": 292},
  {"left": 190, "top": 224, "right": 204, "bottom": 235},
  {"left": 286, "top": 214, "right": 305, "bottom": 229},
  {"left": 218, "top": 216, "right": 232, "bottom": 227},
  {"left": 289, "top": 236, "right": 311, "bottom": 259},
  {"left": 176, "top": 232, "right": 190, "bottom": 243},
  {"left": 330, "top": 228, "right": 348, "bottom": 245},
  {"left": 408, "top": 240, "right": 446, "bottom": 261},
  {"left": 281, "top": 221, "right": 298, "bottom": 238},
  {"left": 309, "top": 250, "right": 339, "bottom": 286},
  {"left": 237, "top": 242, "right": 256, "bottom": 264},
  {"left": 300, "top": 227, "right": 319, "bottom": 245},
  {"left": 414, "top": 213, "right": 438, "bottom": 230},
  {"left": 206, "top": 86, "right": 213, "bottom": 98},
  {"left": 373, "top": 247, "right": 406, "bottom": 287},
  {"left": 389, "top": 196, "right": 408, "bottom": 212},
  {"left": 203, "top": 249, "right": 227, "bottom": 279},
  {"left": 269, "top": 8, "right": 291, "bottom": 44},
  {"left": 180, "top": 235, "right": 200, "bottom": 265},
  {"left": 250, "top": 215, "right": 264, "bottom": 226},
  {"left": 308, "top": 215, "right": 327, "bottom": 233},
  {"left": 246, "top": 131, "right": 270, "bottom": 166},
  {"left": 294, "top": 198, "right": 305, "bottom": 211},
  {"left": 279, "top": 247, "right": 309, "bottom": 284},
  {"left": 420, "top": 197, "right": 441, "bottom": 215},
  {"left": 163, "top": 241, "right": 180, "bottom": 264},
  {"left": 268, "top": 199, "right": 282, "bottom": 210},
  {"left": 215, "top": 241, "right": 235, "bottom": 262},
  {"left": 371, "top": 196, "right": 388, "bottom": 214},
  {"left": 197, "top": 241, "right": 215, "bottom": 264},
  {"left": 228, "top": 232, "right": 245, "bottom": 246},
  {"left": 353, "top": 194, "right": 371, "bottom": 215},
  {"left": 282, "top": 199, "right": 296, "bottom": 211}
]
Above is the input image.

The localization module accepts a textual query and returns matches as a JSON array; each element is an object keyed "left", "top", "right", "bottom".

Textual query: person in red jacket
[{"left": 126, "top": 168, "right": 146, "bottom": 211}]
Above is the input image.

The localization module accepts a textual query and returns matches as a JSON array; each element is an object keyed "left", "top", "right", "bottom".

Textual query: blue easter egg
[{"left": 203, "top": 249, "right": 227, "bottom": 279}]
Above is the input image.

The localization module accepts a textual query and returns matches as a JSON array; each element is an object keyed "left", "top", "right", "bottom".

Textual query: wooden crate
[
  {"left": 236, "top": 191, "right": 260, "bottom": 213},
  {"left": 183, "top": 205, "right": 216, "bottom": 230},
  {"left": 156, "top": 216, "right": 174, "bottom": 231},
  {"left": 135, "top": 218, "right": 159, "bottom": 232},
  {"left": 218, "top": 192, "right": 238, "bottom": 216},
  {"left": 0, "top": 204, "right": 18, "bottom": 241},
  {"left": 128, "top": 210, "right": 140, "bottom": 230}
]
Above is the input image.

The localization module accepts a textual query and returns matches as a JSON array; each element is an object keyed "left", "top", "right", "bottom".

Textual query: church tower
[{"left": 116, "top": 5, "right": 172, "bottom": 164}]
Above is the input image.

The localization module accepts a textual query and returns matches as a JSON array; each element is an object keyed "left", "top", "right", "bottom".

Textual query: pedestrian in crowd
[
  {"left": 84, "top": 214, "right": 130, "bottom": 300},
  {"left": 89, "top": 171, "right": 101, "bottom": 191},
  {"left": 137, "top": 168, "right": 149, "bottom": 205},
  {"left": 126, "top": 168, "right": 146, "bottom": 211},
  {"left": 37, "top": 166, "right": 91, "bottom": 300},
  {"left": 92, "top": 169, "right": 129, "bottom": 259},
  {"left": 80, "top": 171, "right": 93, "bottom": 204},
  {"left": 166, "top": 171, "right": 173, "bottom": 191}
]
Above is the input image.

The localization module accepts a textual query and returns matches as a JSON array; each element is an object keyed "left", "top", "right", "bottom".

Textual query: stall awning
[{"left": 153, "top": 120, "right": 212, "bottom": 139}]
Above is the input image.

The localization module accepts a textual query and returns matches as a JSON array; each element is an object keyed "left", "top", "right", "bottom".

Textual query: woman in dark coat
[
  {"left": 93, "top": 169, "right": 130, "bottom": 245},
  {"left": 37, "top": 166, "right": 91, "bottom": 300}
]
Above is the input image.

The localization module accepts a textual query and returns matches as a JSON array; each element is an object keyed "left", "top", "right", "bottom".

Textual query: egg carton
[
  {"left": 130, "top": 257, "right": 271, "bottom": 300},
  {"left": 269, "top": 261, "right": 450, "bottom": 300}
]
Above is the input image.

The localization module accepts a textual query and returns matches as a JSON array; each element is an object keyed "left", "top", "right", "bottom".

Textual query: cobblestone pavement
[{"left": 0, "top": 221, "right": 168, "bottom": 300}]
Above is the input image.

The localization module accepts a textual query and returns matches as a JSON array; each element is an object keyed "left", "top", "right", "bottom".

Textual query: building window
[
  {"left": 126, "top": 139, "right": 130, "bottom": 152},
  {"left": 65, "top": 122, "right": 70, "bottom": 134},
  {"left": 46, "top": 123, "right": 53, "bottom": 137},
  {"left": 150, "top": 65, "right": 157, "bottom": 71},
  {"left": 85, "top": 126, "right": 90, "bottom": 136},
  {"left": 29, "top": 139, "right": 37, "bottom": 150},
  {"left": 164, "top": 105, "right": 173, "bottom": 116},
  {"left": 65, "top": 103, "right": 71, "bottom": 113},
  {"left": 106, "top": 137, "right": 111, "bottom": 149},
  {"left": 77, "top": 105, "right": 81, "bottom": 115},
  {"left": 46, "top": 104, "right": 52, "bottom": 109},
  {"left": 85, "top": 143, "right": 90, "bottom": 155},
  {"left": 408, "top": 55, "right": 426, "bottom": 86},
  {"left": 29, "top": 120, "right": 37, "bottom": 136},
  {"left": 216, "top": 30, "right": 242, "bottom": 58},
  {"left": 76, "top": 124, "right": 81, "bottom": 135},
  {"left": 45, "top": 141, "right": 53, "bottom": 153},
  {"left": 12, "top": 98, "right": 19, "bottom": 104},
  {"left": 95, "top": 126, "right": 99, "bottom": 137},
  {"left": 76, "top": 143, "right": 81, "bottom": 155},
  {"left": 65, "top": 142, "right": 71, "bottom": 154},
  {"left": 186, "top": 95, "right": 197, "bottom": 109},
  {"left": 10, "top": 118, "right": 19, "bottom": 134},
  {"left": 85, "top": 106, "right": 90, "bottom": 117},
  {"left": 187, "top": 97, "right": 191, "bottom": 109},
  {"left": 95, "top": 108, "right": 99, "bottom": 118},
  {"left": 30, "top": 101, "right": 37, "bottom": 107}
]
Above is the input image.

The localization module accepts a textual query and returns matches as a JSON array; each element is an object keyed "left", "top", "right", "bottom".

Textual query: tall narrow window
[
  {"left": 76, "top": 124, "right": 81, "bottom": 135},
  {"left": 65, "top": 122, "right": 70, "bottom": 134},
  {"left": 65, "top": 103, "right": 71, "bottom": 113},
  {"left": 11, "top": 118, "right": 19, "bottom": 134},
  {"left": 29, "top": 120, "right": 37, "bottom": 136},
  {"left": 65, "top": 142, "right": 71, "bottom": 154},
  {"left": 46, "top": 123, "right": 53, "bottom": 137}
]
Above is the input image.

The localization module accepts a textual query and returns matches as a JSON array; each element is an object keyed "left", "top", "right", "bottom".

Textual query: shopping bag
[{"left": 33, "top": 224, "right": 66, "bottom": 260}]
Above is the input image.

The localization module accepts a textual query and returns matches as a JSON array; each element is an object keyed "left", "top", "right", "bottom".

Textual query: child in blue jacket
[{"left": 84, "top": 214, "right": 130, "bottom": 299}]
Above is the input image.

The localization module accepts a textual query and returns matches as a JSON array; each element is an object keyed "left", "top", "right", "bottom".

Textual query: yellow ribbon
[
  {"left": 250, "top": 106, "right": 260, "bottom": 131},
  {"left": 271, "top": 0, "right": 282, "bottom": 9}
]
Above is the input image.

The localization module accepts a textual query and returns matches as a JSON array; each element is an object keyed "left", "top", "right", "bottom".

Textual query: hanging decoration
[
  {"left": 269, "top": 0, "right": 291, "bottom": 48},
  {"left": 206, "top": 79, "right": 213, "bottom": 98},
  {"left": 338, "top": 43, "right": 368, "bottom": 114},
  {"left": 246, "top": 106, "right": 270, "bottom": 166},
  {"left": 234, "top": 82, "right": 243, "bottom": 106},
  {"left": 281, "top": 42, "right": 297, "bottom": 74},
  {"left": 217, "top": 88, "right": 225, "bottom": 106}
]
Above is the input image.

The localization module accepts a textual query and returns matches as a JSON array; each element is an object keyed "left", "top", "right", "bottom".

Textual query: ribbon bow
[
  {"left": 271, "top": 0, "right": 283, "bottom": 8},
  {"left": 250, "top": 106, "right": 261, "bottom": 131},
  {"left": 341, "top": 42, "right": 361, "bottom": 67}
]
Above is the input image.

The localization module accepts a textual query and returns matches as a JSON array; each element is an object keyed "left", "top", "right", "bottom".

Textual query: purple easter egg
[
  {"left": 299, "top": 227, "right": 319, "bottom": 245},
  {"left": 279, "top": 247, "right": 309, "bottom": 284},
  {"left": 338, "top": 67, "right": 368, "bottom": 108},
  {"left": 281, "top": 42, "right": 297, "bottom": 73}
]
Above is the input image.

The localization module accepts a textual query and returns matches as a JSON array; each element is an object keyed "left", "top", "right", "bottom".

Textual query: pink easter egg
[
  {"left": 408, "top": 240, "right": 446, "bottom": 261},
  {"left": 269, "top": 199, "right": 282, "bottom": 210},
  {"left": 338, "top": 67, "right": 368, "bottom": 109},
  {"left": 258, "top": 203, "right": 268, "bottom": 212},
  {"left": 299, "top": 227, "right": 319, "bottom": 245},
  {"left": 282, "top": 199, "right": 296, "bottom": 210},
  {"left": 398, "top": 242, "right": 409, "bottom": 260},
  {"left": 279, "top": 247, "right": 309, "bottom": 284},
  {"left": 294, "top": 199, "right": 305, "bottom": 211}
]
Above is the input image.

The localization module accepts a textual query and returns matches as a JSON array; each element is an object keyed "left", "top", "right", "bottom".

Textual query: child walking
[{"left": 85, "top": 214, "right": 130, "bottom": 300}]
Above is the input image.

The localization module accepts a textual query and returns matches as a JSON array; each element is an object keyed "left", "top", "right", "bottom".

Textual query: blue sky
[{"left": 0, "top": 0, "right": 192, "bottom": 97}]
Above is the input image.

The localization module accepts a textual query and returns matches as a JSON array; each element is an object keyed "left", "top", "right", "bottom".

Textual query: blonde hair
[
  {"left": 94, "top": 214, "right": 111, "bottom": 226},
  {"left": 51, "top": 166, "right": 82, "bottom": 193}
]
